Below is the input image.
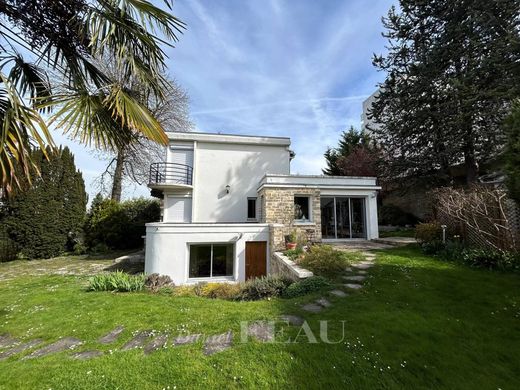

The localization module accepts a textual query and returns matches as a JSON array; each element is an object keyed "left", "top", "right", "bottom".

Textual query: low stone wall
[{"left": 270, "top": 252, "right": 313, "bottom": 281}]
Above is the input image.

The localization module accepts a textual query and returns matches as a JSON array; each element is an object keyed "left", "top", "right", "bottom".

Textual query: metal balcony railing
[{"left": 149, "top": 162, "right": 193, "bottom": 186}]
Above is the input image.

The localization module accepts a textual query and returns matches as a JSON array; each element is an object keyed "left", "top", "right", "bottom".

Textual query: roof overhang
[
  {"left": 257, "top": 174, "right": 381, "bottom": 192},
  {"left": 166, "top": 131, "right": 291, "bottom": 147}
]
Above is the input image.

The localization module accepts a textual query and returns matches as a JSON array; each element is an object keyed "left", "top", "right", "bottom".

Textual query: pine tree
[
  {"left": 323, "top": 127, "right": 371, "bottom": 175},
  {"left": 504, "top": 101, "right": 520, "bottom": 204},
  {"left": 371, "top": 0, "right": 520, "bottom": 185},
  {"left": 2, "top": 147, "right": 87, "bottom": 258}
]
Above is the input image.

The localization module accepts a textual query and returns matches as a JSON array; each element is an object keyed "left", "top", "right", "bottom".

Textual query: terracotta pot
[{"left": 286, "top": 242, "right": 297, "bottom": 250}]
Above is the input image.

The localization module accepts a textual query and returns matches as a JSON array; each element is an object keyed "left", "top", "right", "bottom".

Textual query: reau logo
[{"left": 240, "top": 320, "right": 347, "bottom": 344}]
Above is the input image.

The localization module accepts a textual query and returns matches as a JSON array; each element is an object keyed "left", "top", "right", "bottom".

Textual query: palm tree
[{"left": 0, "top": 0, "right": 185, "bottom": 193}]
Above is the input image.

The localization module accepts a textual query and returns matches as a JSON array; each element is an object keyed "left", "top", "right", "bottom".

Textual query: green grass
[
  {"left": 0, "top": 246, "right": 519, "bottom": 389},
  {"left": 379, "top": 228, "right": 416, "bottom": 238}
]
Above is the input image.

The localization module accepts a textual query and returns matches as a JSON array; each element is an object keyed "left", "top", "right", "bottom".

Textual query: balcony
[{"left": 148, "top": 162, "right": 193, "bottom": 194}]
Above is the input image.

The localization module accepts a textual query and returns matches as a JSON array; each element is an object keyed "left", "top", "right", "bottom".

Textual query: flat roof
[
  {"left": 166, "top": 131, "right": 291, "bottom": 146},
  {"left": 257, "top": 174, "right": 381, "bottom": 191}
]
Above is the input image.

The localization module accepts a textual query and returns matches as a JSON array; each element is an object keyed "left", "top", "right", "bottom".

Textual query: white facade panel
[
  {"left": 145, "top": 223, "right": 270, "bottom": 285},
  {"left": 191, "top": 142, "right": 291, "bottom": 223}
]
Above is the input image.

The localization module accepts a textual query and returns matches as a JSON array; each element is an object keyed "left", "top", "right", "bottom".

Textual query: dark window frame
[
  {"left": 188, "top": 243, "right": 234, "bottom": 279},
  {"left": 247, "top": 197, "right": 257, "bottom": 220}
]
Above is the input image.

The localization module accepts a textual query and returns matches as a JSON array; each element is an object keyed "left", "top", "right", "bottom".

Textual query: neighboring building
[
  {"left": 361, "top": 89, "right": 380, "bottom": 136},
  {"left": 145, "top": 131, "right": 380, "bottom": 285}
]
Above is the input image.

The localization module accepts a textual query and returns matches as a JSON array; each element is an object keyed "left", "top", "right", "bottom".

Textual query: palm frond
[{"left": 0, "top": 73, "right": 53, "bottom": 193}]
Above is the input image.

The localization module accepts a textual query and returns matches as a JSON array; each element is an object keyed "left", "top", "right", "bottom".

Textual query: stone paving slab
[
  {"left": 280, "top": 315, "right": 304, "bottom": 326},
  {"left": 357, "top": 270, "right": 368, "bottom": 275},
  {"left": 144, "top": 334, "right": 169, "bottom": 355},
  {"left": 352, "top": 263, "right": 374, "bottom": 270},
  {"left": 247, "top": 322, "right": 274, "bottom": 342},
  {"left": 0, "top": 334, "right": 18, "bottom": 349},
  {"left": 173, "top": 334, "right": 202, "bottom": 346},
  {"left": 71, "top": 350, "right": 103, "bottom": 360},
  {"left": 345, "top": 267, "right": 353, "bottom": 272},
  {"left": 302, "top": 303, "right": 323, "bottom": 313},
  {"left": 0, "top": 339, "right": 43, "bottom": 361},
  {"left": 344, "top": 283, "right": 364, "bottom": 290},
  {"left": 99, "top": 325, "right": 125, "bottom": 344},
  {"left": 121, "top": 331, "right": 153, "bottom": 351},
  {"left": 330, "top": 289, "right": 348, "bottom": 297},
  {"left": 343, "top": 275, "right": 367, "bottom": 282},
  {"left": 203, "top": 331, "right": 233, "bottom": 355},
  {"left": 24, "top": 337, "right": 82, "bottom": 359},
  {"left": 315, "top": 298, "right": 332, "bottom": 308},
  {"left": 330, "top": 240, "right": 392, "bottom": 250}
]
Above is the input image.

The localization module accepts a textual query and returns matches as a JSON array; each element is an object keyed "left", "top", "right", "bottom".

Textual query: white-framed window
[
  {"left": 247, "top": 197, "right": 257, "bottom": 220},
  {"left": 189, "top": 243, "right": 234, "bottom": 279},
  {"left": 294, "top": 196, "right": 311, "bottom": 222}
]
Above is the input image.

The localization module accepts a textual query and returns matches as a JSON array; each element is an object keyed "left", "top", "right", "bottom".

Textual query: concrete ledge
[
  {"left": 372, "top": 237, "right": 416, "bottom": 246},
  {"left": 271, "top": 252, "right": 313, "bottom": 281}
]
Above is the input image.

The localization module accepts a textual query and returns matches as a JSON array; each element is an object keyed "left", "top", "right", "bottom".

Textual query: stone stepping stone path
[
  {"left": 315, "top": 297, "right": 332, "bottom": 308},
  {"left": 144, "top": 334, "right": 169, "bottom": 355},
  {"left": 302, "top": 303, "right": 323, "bottom": 313},
  {"left": 345, "top": 266, "right": 353, "bottom": 272},
  {"left": 0, "top": 334, "right": 18, "bottom": 349},
  {"left": 121, "top": 331, "right": 153, "bottom": 351},
  {"left": 0, "top": 339, "right": 43, "bottom": 361},
  {"left": 99, "top": 325, "right": 125, "bottom": 344},
  {"left": 203, "top": 331, "right": 233, "bottom": 356},
  {"left": 173, "top": 334, "right": 201, "bottom": 346},
  {"left": 24, "top": 337, "right": 82, "bottom": 359},
  {"left": 344, "top": 283, "right": 363, "bottom": 290},
  {"left": 343, "top": 275, "right": 366, "bottom": 282},
  {"left": 247, "top": 321, "right": 274, "bottom": 342},
  {"left": 330, "top": 289, "right": 348, "bottom": 297},
  {"left": 71, "top": 350, "right": 103, "bottom": 360},
  {"left": 352, "top": 263, "right": 374, "bottom": 270},
  {"left": 280, "top": 314, "right": 304, "bottom": 326}
]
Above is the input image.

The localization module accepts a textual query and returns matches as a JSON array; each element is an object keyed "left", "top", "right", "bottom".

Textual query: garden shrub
[
  {"left": 173, "top": 285, "right": 197, "bottom": 297},
  {"left": 461, "top": 249, "right": 520, "bottom": 271},
  {"left": 1, "top": 146, "right": 87, "bottom": 259},
  {"left": 284, "top": 247, "right": 304, "bottom": 260},
  {"left": 84, "top": 195, "right": 160, "bottom": 250},
  {"left": 87, "top": 271, "right": 145, "bottom": 292},
  {"left": 415, "top": 222, "right": 442, "bottom": 244},
  {"left": 145, "top": 273, "right": 174, "bottom": 292},
  {"left": 238, "top": 275, "right": 293, "bottom": 301},
  {"left": 200, "top": 283, "right": 242, "bottom": 299},
  {"left": 298, "top": 245, "right": 349, "bottom": 277},
  {"left": 379, "top": 204, "right": 418, "bottom": 226},
  {"left": 282, "top": 276, "right": 331, "bottom": 298}
]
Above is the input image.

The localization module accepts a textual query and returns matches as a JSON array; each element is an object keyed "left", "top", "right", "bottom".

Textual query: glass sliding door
[
  {"left": 320, "top": 197, "right": 367, "bottom": 239},
  {"left": 350, "top": 198, "right": 366, "bottom": 238},
  {"left": 321, "top": 197, "right": 336, "bottom": 239},
  {"left": 335, "top": 197, "right": 351, "bottom": 239}
]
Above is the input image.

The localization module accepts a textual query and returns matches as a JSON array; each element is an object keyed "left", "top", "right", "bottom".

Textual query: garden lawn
[{"left": 0, "top": 246, "right": 519, "bottom": 389}]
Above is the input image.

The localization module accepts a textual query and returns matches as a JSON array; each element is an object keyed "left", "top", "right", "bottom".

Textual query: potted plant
[{"left": 286, "top": 230, "right": 298, "bottom": 250}]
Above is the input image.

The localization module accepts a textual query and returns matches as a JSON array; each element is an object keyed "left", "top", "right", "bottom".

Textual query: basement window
[
  {"left": 294, "top": 196, "right": 311, "bottom": 222},
  {"left": 189, "top": 244, "right": 234, "bottom": 279}
]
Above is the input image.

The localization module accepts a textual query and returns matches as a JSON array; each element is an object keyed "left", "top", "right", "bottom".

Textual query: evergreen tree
[
  {"left": 323, "top": 127, "right": 371, "bottom": 175},
  {"left": 504, "top": 101, "right": 520, "bottom": 204},
  {"left": 2, "top": 147, "right": 87, "bottom": 258},
  {"left": 371, "top": 0, "right": 520, "bottom": 185}
]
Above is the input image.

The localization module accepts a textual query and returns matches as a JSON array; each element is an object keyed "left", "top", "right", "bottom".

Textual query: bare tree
[
  {"left": 93, "top": 65, "right": 192, "bottom": 201},
  {"left": 435, "top": 186, "right": 519, "bottom": 253}
]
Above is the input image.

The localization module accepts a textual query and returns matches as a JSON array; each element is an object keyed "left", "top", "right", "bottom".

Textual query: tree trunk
[
  {"left": 464, "top": 148, "right": 479, "bottom": 184},
  {"left": 111, "top": 149, "right": 125, "bottom": 202}
]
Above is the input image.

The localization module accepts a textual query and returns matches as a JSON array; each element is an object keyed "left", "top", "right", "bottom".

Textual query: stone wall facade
[{"left": 260, "top": 187, "right": 322, "bottom": 249}]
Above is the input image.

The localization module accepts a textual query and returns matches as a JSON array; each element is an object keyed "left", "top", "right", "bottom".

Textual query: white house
[{"left": 145, "top": 131, "right": 381, "bottom": 285}]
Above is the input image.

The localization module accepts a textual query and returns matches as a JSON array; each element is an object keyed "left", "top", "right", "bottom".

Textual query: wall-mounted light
[{"left": 225, "top": 185, "right": 230, "bottom": 194}]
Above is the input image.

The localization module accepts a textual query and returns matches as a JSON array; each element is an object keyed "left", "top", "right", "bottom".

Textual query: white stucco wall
[
  {"left": 144, "top": 223, "right": 270, "bottom": 285},
  {"left": 191, "top": 142, "right": 290, "bottom": 222}
]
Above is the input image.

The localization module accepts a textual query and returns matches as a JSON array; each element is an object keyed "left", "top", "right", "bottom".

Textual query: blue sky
[{"left": 55, "top": 0, "right": 395, "bottom": 201}]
